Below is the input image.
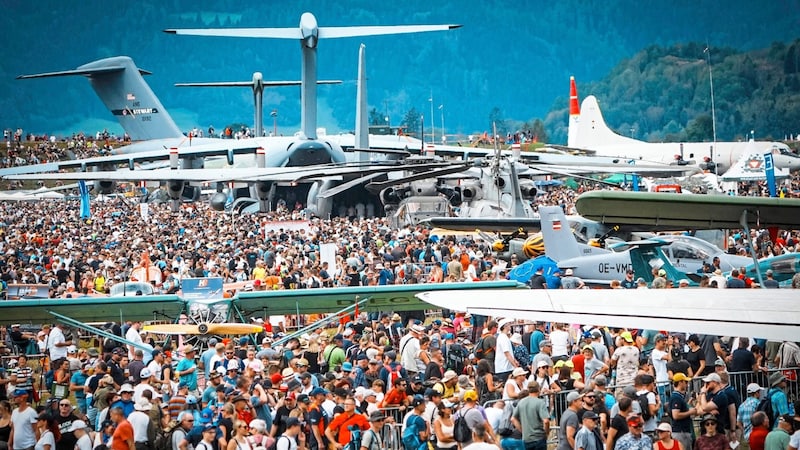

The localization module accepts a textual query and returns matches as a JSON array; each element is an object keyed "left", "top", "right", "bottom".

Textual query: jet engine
[
  {"left": 518, "top": 179, "right": 538, "bottom": 199},
  {"left": 380, "top": 186, "right": 409, "bottom": 206},
  {"left": 254, "top": 181, "right": 272, "bottom": 201},
  {"left": 460, "top": 181, "right": 483, "bottom": 201},
  {"left": 209, "top": 192, "right": 228, "bottom": 211},
  {"left": 167, "top": 180, "right": 185, "bottom": 201},
  {"left": 96, "top": 180, "right": 116, "bottom": 195},
  {"left": 436, "top": 186, "right": 462, "bottom": 206}
]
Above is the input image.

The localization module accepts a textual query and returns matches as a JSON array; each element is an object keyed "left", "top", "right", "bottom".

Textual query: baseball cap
[
  {"left": 746, "top": 383, "right": 762, "bottom": 394},
  {"left": 657, "top": 422, "right": 672, "bottom": 432},
  {"left": 583, "top": 411, "right": 599, "bottom": 420},
  {"left": 286, "top": 417, "right": 302, "bottom": 428},
  {"left": 714, "top": 357, "right": 726, "bottom": 367},
  {"left": 672, "top": 373, "right": 691, "bottom": 382},
  {"left": 702, "top": 373, "right": 721, "bottom": 383},
  {"left": 68, "top": 420, "right": 88, "bottom": 432},
  {"left": 310, "top": 387, "right": 329, "bottom": 397},
  {"left": 463, "top": 390, "right": 478, "bottom": 402},
  {"left": 410, "top": 394, "right": 425, "bottom": 407},
  {"left": 566, "top": 391, "right": 582, "bottom": 403},
  {"left": 620, "top": 331, "right": 634, "bottom": 343}
]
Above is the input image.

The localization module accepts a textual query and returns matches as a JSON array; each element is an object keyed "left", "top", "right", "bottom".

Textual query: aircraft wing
[
  {"left": 234, "top": 280, "right": 522, "bottom": 316},
  {"left": 4, "top": 162, "right": 468, "bottom": 184},
  {"left": 576, "top": 191, "right": 800, "bottom": 229},
  {"left": 424, "top": 217, "right": 542, "bottom": 233},
  {"left": 417, "top": 288, "right": 800, "bottom": 342},
  {"left": 0, "top": 295, "right": 184, "bottom": 324}
]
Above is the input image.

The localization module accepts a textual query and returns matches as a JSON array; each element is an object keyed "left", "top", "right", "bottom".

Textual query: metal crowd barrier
[
  {"left": 381, "top": 423, "right": 402, "bottom": 450},
  {"left": 379, "top": 406, "right": 407, "bottom": 427}
]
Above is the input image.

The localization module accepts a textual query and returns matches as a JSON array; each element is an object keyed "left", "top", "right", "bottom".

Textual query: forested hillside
[{"left": 1, "top": 0, "right": 798, "bottom": 143}]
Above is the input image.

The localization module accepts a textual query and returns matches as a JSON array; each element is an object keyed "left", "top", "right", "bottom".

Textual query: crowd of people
[{"left": 0, "top": 315, "right": 799, "bottom": 450}]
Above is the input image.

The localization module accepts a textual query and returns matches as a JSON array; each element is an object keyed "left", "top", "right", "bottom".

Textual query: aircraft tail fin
[
  {"left": 567, "top": 76, "right": 580, "bottom": 148},
  {"left": 573, "top": 95, "right": 641, "bottom": 149},
  {"left": 355, "top": 44, "right": 369, "bottom": 161},
  {"left": 18, "top": 56, "right": 183, "bottom": 141},
  {"left": 539, "top": 205, "right": 583, "bottom": 262}
]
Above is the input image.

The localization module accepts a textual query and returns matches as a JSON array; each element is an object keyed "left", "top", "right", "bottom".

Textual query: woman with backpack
[{"left": 476, "top": 360, "right": 501, "bottom": 405}]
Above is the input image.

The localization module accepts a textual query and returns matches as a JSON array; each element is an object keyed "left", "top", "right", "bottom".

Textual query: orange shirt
[
  {"left": 327, "top": 412, "right": 369, "bottom": 445},
  {"left": 111, "top": 420, "right": 134, "bottom": 450},
  {"left": 380, "top": 387, "right": 407, "bottom": 408}
]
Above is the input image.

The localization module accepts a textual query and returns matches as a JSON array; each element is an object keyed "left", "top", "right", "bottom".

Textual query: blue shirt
[
  {"left": 614, "top": 433, "right": 652, "bottom": 450},
  {"left": 70, "top": 371, "right": 88, "bottom": 400},
  {"left": 176, "top": 358, "right": 198, "bottom": 391}
]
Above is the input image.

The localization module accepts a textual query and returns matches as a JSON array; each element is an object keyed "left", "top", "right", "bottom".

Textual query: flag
[
  {"left": 126, "top": 93, "right": 136, "bottom": 100},
  {"left": 78, "top": 180, "right": 91, "bottom": 219}
]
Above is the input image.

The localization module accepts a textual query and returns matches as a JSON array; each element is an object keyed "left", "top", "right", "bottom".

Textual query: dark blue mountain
[{"left": 1, "top": 0, "right": 798, "bottom": 143}]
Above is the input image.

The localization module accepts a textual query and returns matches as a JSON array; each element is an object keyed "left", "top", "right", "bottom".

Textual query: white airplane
[
  {"left": 5, "top": 13, "right": 460, "bottom": 215},
  {"left": 565, "top": 77, "right": 800, "bottom": 174},
  {"left": 417, "top": 288, "right": 800, "bottom": 342}
]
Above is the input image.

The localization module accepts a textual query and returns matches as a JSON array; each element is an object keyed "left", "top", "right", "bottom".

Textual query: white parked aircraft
[{"left": 564, "top": 77, "right": 800, "bottom": 174}]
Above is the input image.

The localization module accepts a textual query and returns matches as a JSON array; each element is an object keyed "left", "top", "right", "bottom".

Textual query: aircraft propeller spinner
[{"left": 144, "top": 323, "right": 263, "bottom": 336}]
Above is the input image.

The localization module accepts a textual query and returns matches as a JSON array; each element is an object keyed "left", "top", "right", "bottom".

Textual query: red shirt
[
  {"left": 326, "top": 413, "right": 369, "bottom": 445},
  {"left": 111, "top": 420, "right": 134, "bottom": 450},
  {"left": 749, "top": 426, "right": 769, "bottom": 450}
]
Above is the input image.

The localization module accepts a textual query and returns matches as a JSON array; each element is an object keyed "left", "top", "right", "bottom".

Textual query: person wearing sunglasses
[
  {"left": 694, "top": 415, "right": 729, "bottom": 450},
  {"left": 613, "top": 415, "right": 652, "bottom": 450}
]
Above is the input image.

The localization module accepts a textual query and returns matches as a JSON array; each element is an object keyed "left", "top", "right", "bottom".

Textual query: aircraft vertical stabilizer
[
  {"left": 574, "top": 95, "right": 641, "bottom": 149},
  {"left": 567, "top": 76, "right": 580, "bottom": 148},
  {"left": 355, "top": 43, "right": 369, "bottom": 161},
  {"left": 539, "top": 205, "right": 583, "bottom": 262},
  {"left": 17, "top": 56, "right": 183, "bottom": 141}
]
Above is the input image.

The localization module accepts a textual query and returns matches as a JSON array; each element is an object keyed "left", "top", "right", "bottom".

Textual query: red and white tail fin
[{"left": 567, "top": 76, "right": 580, "bottom": 147}]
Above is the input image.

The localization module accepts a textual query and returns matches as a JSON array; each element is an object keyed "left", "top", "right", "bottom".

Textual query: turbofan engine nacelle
[
  {"left": 96, "top": 180, "right": 116, "bottom": 195},
  {"left": 380, "top": 187, "right": 408, "bottom": 205},
  {"left": 167, "top": 180, "right": 185, "bottom": 200},
  {"left": 519, "top": 180, "right": 538, "bottom": 199},
  {"left": 461, "top": 181, "right": 483, "bottom": 201},
  {"left": 209, "top": 192, "right": 228, "bottom": 211},
  {"left": 254, "top": 181, "right": 272, "bottom": 201},
  {"left": 436, "top": 186, "right": 462, "bottom": 206}
]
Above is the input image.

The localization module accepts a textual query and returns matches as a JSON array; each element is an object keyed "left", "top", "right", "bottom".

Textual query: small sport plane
[{"left": 417, "top": 288, "right": 800, "bottom": 342}]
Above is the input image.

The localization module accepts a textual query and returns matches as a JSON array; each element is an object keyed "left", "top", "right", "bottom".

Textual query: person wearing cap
[
  {"left": 610, "top": 331, "right": 640, "bottom": 395},
  {"left": 358, "top": 411, "right": 385, "bottom": 450},
  {"left": 511, "top": 381, "right": 550, "bottom": 450},
  {"left": 47, "top": 322, "right": 72, "bottom": 370},
  {"left": 653, "top": 422, "right": 679, "bottom": 450},
  {"left": 325, "top": 396, "right": 369, "bottom": 449},
  {"left": 621, "top": 269, "right": 636, "bottom": 289},
  {"left": 574, "top": 410, "right": 601, "bottom": 450},
  {"left": 613, "top": 414, "right": 652, "bottom": 450},
  {"left": 307, "top": 388, "right": 330, "bottom": 450},
  {"left": 276, "top": 417, "right": 307, "bottom": 450},
  {"left": 762, "top": 269, "right": 779, "bottom": 289},
  {"left": 272, "top": 392, "right": 299, "bottom": 438},
  {"left": 698, "top": 373, "right": 734, "bottom": 437},
  {"left": 494, "top": 319, "right": 518, "bottom": 383},
  {"left": 128, "top": 397, "right": 152, "bottom": 450},
  {"left": 765, "top": 372, "right": 790, "bottom": 429},
  {"left": 134, "top": 368, "right": 159, "bottom": 404},
  {"left": 556, "top": 391, "right": 583, "bottom": 450},
  {"left": 531, "top": 340, "right": 554, "bottom": 371},
  {"left": 399, "top": 324, "right": 424, "bottom": 378},
  {"left": 695, "top": 414, "right": 729, "bottom": 450},
  {"left": 68, "top": 420, "right": 92, "bottom": 450},
  {"left": 198, "top": 422, "right": 219, "bottom": 450},
  {"left": 458, "top": 390, "right": 497, "bottom": 446},
  {"left": 111, "top": 383, "right": 136, "bottom": 418},
  {"left": 9, "top": 387, "right": 37, "bottom": 450},
  {"left": 581, "top": 344, "right": 609, "bottom": 385},
  {"left": 503, "top": 367, "right": 529, "bottom": 400},
  {"left": 669, "top": 373, "right": 696, "bottom": 450},
  {"left": 737, "top": 382, "right": 763, "bottom": 442},
  {"left": 176, "top": 344, "right": 199, "bottom": 394}
]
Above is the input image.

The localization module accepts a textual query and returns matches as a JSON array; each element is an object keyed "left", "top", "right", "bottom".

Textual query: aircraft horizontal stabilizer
[
  {"left": 17, "top": 66, "right": 126, "bottom": 79},
  {"left": 319, "top": 24, "right": 461, "bottom": 39},
  {"left": 175, "top": 80, "right": 341, "bottom": 87},
  {"left": 164, "top": 27, "right": 302, "bottom": 39}
]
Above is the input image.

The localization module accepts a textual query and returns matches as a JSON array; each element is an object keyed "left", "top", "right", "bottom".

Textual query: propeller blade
[
  {"left": 143, "top": 324, "right": 200, "bottom": 335},
  {"left": 205, "top": 324, "right": 264, "bottom": 335}
]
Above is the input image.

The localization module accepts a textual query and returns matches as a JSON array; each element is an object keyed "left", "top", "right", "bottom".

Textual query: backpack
[
  {"left": 153, "top": 421, "right": 179, "bottom": 450},
  {"left": 384, "top": 364, "right": 403, "bottom": 387},
  {"left": 267, "top": 435, "right": 290, "bottom": 450},
  {"left": 402, "top": 415, "right": 424, "bottom": 450},
  {"left": 346, "top": 425, "right": 367, "bottom": 450},
  {"left": 446, "top": 344, "right": 467, "bottom": 375},
  {"left": 637, "top": 392, "right": 653, "bottom": 421},
  {"left": 453, "top": 407, "right": 473, "bottom": 443},
  {"left": 755, "top": 388, "right": 776, "bottom": 428},
  {"left": 474, "top": 337, "right": 486, "bottom": 360}
]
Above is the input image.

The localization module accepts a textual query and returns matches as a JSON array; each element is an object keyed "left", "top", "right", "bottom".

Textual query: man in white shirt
[
  {"left": 399, "top": 325, "right": 423, "bottom": 376},
  {"left": 9, "top": 389, "right": 38, "bottom": 450},
  {"left": 128, "top": 398, "right": 151, "bottom": 450},
  {"left": 125, "top": 321, "right": 144, "bottom": 360},
  {"left": 47, "top": 323, "right": 71, "bottom": 366},
  {"left": 494, "top": 319, "right": 518, "bottom": 382}
]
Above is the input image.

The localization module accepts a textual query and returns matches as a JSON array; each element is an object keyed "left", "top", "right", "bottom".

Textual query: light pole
[
  {"left": 428, "top": 89, "right": 435, "bottom": 144},
  {"left": 439, "top": 104, "right": 445, "bottom": 143},
  {"left": 270, "top": 109, "right": 277, "bottom": 136}
]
